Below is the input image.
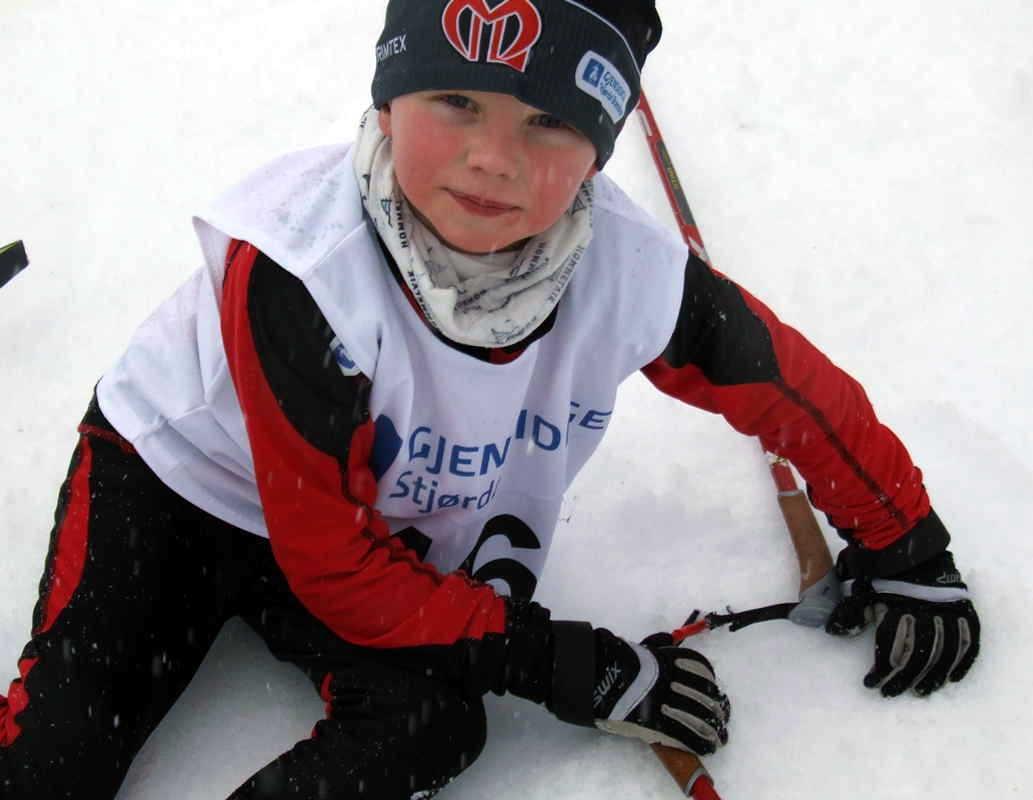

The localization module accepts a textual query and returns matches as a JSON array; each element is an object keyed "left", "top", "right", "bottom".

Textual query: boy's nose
[{"left": 465, "top": 132, "right": 521, "bottom": 180}]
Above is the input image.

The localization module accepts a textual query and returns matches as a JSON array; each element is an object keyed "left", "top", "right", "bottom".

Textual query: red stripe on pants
[
  {"left": 0, "top": 437, "right": 93, "bottom": 745},
  {"left": 39, "top": 437, "right": 93, "bottom": 635}
]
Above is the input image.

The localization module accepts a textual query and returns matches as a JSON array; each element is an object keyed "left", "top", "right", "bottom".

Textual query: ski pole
[
  {"left": 651, "top": 742, "right": 720, "bottom": 800},
  {"left": 632, "top": 89, "right": 723, "bottom": 800},
  {"left": 635, "top": 91, "right": 837, "bottom": 617},
  {"left": 635, "top": 89, "right": 838, "bottom": 797},
  {"left": 0, "top": 241, "right": 29, "bottom": 290}
]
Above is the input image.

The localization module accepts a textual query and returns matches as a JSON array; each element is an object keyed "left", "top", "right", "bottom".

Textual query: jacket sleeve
[
  {"left": 642, "top": 253, "right": 949, "bottom": 562},
  {"left": 220, "top": 240, "right": 507, "bottom": 649}
]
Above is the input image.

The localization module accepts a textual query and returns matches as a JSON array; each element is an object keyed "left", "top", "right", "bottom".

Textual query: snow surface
[{"left": 2, "top": 1, "right": 1031, "bottom": 797}]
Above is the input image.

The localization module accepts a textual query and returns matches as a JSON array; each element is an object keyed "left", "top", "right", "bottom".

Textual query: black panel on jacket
[
  {"left": 836, "top": 509, "right": 952, "bottom": 578},
  {"left": 661, "top": 253, "right": 781, "bottom": 386},
  {"left": 240, "top": 250, "right": 371, "bottom": 461}
]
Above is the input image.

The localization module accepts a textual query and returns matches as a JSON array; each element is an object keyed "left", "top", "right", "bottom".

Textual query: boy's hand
[
  {"left": 591, "top": 630, "right": 730, "bottom": 755},
  {"left": 500, "top": 604, "right": 730, "bottom": 754},
  {"left": 826, "top": 550, "right": 980, "bottom": 696}
]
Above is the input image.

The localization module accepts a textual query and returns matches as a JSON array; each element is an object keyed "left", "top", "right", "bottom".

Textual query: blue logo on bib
[
  {"left": 372, "top": 415, "right": 403, "bottom": 481},
  {"left": 330, "top": 336, "right": 361, "bottom": 377}
]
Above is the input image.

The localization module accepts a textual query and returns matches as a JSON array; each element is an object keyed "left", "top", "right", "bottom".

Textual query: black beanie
[{"left": 371, "top": 0, "right": 662, "bottom": 167}]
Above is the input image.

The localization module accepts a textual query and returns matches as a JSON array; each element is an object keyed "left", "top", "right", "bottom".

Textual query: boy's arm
[
  {"left": 643, "top": 253, "right": 980, "bottom": 697},
  {"left": 641, "top": 252, "right": 948, "bottom": 567},
  {"left": 219, "top": 240, "right": 507, "bottom": 650}
]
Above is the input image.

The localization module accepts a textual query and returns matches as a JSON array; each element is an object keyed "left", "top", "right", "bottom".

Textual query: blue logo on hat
[
  {"left": 575, "top": 51, "right": 631, "bottom": 124},
  {"left": 583, "top": 58, "right": 604, "bottom": 88}
]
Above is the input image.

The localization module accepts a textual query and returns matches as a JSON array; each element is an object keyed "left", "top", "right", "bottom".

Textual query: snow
[{"left": 2, "top": 0, "right": 1031, "bottom": 797}]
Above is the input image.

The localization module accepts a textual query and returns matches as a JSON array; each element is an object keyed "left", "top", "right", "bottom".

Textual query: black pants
[{"left": 0, "top": 402, "right": 486, "bottom": 798}]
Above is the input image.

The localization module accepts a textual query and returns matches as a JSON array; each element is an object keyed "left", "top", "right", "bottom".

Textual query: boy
[{"left": 0, "top": 1, "right": 979, "bottom": 798}]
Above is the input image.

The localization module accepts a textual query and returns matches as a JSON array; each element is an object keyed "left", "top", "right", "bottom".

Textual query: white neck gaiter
[{"left": 352, "top": 107, "right": 594, "bottom": 349}]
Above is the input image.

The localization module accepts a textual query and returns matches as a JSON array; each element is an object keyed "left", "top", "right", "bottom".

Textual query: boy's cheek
[
  {"left": 529, "top": 159, "right": 590, "bottom": 207},
  {"left": 394, "top": 127, "right": 462, "bottom": 185},
  {"left": 394, "top": 154, "right": 444, "bottom": 205}
]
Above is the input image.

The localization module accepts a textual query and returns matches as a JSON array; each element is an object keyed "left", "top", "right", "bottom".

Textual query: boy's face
[{"left": 379, "top": 90, "right": 598, "bottom": 255}]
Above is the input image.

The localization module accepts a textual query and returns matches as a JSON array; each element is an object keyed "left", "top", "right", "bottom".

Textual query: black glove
[
  {"left": 827, "top": 548, "right": 980, "bottom": 697},
  {"left": 590, "top": 630, "right": 730, "bottom": 754},
  {"left": 501, "top": 602, "right": 730, "bottom": 754}
]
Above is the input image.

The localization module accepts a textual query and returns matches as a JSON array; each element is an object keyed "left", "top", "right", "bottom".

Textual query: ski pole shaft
[
  {"left": 635, "top": 89, "right": 835, "bottom": 795},
  {"left": 635, "top": 88, "right": 728, "bottom": 800}
]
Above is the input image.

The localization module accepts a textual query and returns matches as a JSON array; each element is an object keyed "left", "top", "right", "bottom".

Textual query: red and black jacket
[{"left": 219, "top": 239, "right": 949, "bottom": 666}]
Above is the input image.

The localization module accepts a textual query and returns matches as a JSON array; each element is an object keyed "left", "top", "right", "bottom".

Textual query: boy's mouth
[{"left": 446, "top": 190, "right": 519, "bottom": 216}]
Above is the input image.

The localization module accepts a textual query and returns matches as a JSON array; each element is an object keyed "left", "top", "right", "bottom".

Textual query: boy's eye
[
  {"left": 533, "top": 114, "right": 572, "bottom": 131},
  {"left": 439, "top": 94, "right": 474, "bottom": 111}
]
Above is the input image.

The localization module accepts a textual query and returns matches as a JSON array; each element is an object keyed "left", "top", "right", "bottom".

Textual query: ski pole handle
[
  {"left": 651, "top": 744, "right": 720, "bottom": 800},
  {"left": 769, "top": 455, "right": 840, "bottom": 626},
  {"left": 780, "top": 490, "right": 833, "bottom": 592},
  {"left": 770, "top": 456, "right": 834, "bottom": 591}
]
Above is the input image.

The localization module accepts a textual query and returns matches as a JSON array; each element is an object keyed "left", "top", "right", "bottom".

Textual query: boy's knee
[
  {"left": 322, "top": 666, "right": 488, "bottom": 780},
  {"left": 416, "top": 684, "right": 487, "bottom": 772},
  {"left": 230, "top": 672, "right": 488, "bottom": 800}
]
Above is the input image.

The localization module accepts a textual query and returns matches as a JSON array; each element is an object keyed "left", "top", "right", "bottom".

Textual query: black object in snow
[{"left": 0, "top": 240, "right": 29, "bottom": 289}]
